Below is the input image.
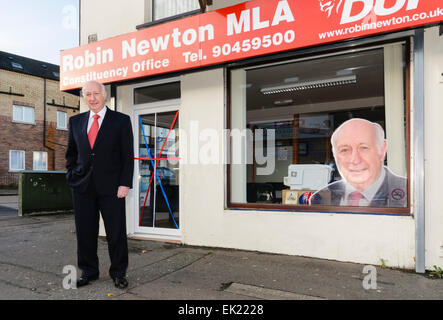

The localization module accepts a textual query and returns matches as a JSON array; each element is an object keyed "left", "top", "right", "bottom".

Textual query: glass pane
[
  {"left": 154, "top": 111, "right": 179, "bottom": 229},
  {"left": 153, "top": 0, "right": 199, "bottom": 20},
  {"left": 134, "top": 82, "right": 180, "bottom": 104},
  {"left": 11, "top": 151, "right": 24, "bottom": 170},
  {"left": 13, "top": 106, "right": 23, "bottom": 121},
  {"left": 33, "top": 152, "right": 47, "bottom": 171},
  {"left": 23, "top": 107, "right": 34, "bottom": 123},
  {"left": 58, "top": 111, "right": 67, "bottom": 128},
  {"left": 138, "top": 114, "right": 156, "bottom": 228},
  {"left": 138, "top": 111, "right": 180, "bottom": 229},
  {"left": 11, "top": 62, "right": 23, "bottom": 70},
  {"left": 230, "top": 45, "right": 407, "bottom": 209}
]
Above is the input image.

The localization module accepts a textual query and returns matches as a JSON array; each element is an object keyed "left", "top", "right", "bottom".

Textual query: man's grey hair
[
  {"left": 81, "top": 81, "right": 106, "bottom": 98},
  {"left": 331, "top": 118, "right": 386, "bottom": 155}
]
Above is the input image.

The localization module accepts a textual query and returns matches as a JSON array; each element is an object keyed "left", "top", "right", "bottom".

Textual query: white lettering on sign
[
  {"left": 122, "top": 25, "right": 214, "bottom": 58},
  {"left": 62, "top": 47, "right": 114, "bottom": 72},
  {"left": 227, "top": 0, "right": 294, "bottom": 36},
  {"left": 60, "top": 0, "right": 442, "bottom": 91},
  {"left": 122, "top": 36, "right": 170, "bottom": 59},
  {"left": 340, "top": 0, "right": 420, "bottom": 24}
]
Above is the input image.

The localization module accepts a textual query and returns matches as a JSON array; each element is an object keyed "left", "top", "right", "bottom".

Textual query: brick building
[{"left": 0, "top": 51, "right": 80, "bottom": 187}]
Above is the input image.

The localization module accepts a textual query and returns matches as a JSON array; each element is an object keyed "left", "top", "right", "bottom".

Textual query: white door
[{"left": 133, "top": 104, "right": 180, "bottom": 240}]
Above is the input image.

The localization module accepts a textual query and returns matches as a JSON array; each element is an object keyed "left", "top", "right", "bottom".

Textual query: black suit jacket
[
  {"left": 309, "top": 167, "right": 407, "bottom": 207},
  {"left": 65, "top": 107, "right": 134, "bottom": 195}
]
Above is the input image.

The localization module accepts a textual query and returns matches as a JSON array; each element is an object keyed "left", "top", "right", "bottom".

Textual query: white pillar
[
  {"left": 230, "top": 69, "right": 248, "bottom": 203},
  {"left": 384, "top": 43, "right": 406, "bottom": 177}
]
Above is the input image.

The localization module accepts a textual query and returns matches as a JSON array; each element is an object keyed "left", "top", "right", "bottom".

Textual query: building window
[
  {"left": 11, "top": 62, "right": 23, "bottom": 70},
  {"left": 33, "top": 151, "right": 48, "bottom": 171},
  {"left": 57, "top": 111, "right": 67, "bottom": 130},
  {"left": 228, "top": 42, "right": 409, "bottom": 214},
  {"left": 12, "top": 105, "right": 35, "bottom": 124},
  {"left": 134, "top": 81, "right": 180, "bottom": 104},
  {"left": 152, "top": 0, "right": 199, "bottom": 20},
  {"left": 9, "top": 150, "right": 25, "bottom": 171}
]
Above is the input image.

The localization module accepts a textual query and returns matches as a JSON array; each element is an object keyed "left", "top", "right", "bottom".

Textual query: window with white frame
[
  {"left": 151, "top": 0, "right": 199, "bottom": 20},
  {"left": 9, "top": 150, "right": 25, "bottom": 171},
  {"left": 12, "top": 105, "right": 35, "bottom": 124},
  {"left": 57, "top": 111, "right": 67, "bottom": 130},
  {"left": 33, "top": 151, "right": 48, "bottom": 171}
]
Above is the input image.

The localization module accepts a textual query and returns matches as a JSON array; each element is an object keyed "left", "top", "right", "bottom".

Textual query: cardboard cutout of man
[{"left": 310, "top": 118, "right": 407, "bottom": 207}]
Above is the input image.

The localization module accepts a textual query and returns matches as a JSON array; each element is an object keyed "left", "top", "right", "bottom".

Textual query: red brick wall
[
  {"left": 0, "top": 69, "right": 79, "bottom": 187},
  {"left": 0, "top": 115, "right": 69, "bottom": 186}
]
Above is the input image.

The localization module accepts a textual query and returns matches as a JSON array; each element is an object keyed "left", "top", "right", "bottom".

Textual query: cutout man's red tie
[
  {"left": 88, "top": 114, "right": 100, "bottom": 148},
  {"left": 348, "top": 191, "right": 363, "bottom": 206}
]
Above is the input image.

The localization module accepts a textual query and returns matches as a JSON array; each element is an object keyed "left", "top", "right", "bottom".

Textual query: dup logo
[
  {"left": 318, "top": 0, "right": 344, "bottom": 18},
  {"left": 318, "top": 0, "right": 420, "bottom": 24}
]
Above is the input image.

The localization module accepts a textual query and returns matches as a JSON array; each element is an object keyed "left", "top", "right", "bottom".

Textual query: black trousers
[{"left": 72, "top": 180, "right": 128, "bottom": 279}]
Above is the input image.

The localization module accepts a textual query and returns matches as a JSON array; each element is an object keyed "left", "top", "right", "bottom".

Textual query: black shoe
[
  {"left": 112, "top": 276, "right": 128, "bottom": 289},
  {"left": 76, "top": 274, "right": 99, "bottom": 288}
]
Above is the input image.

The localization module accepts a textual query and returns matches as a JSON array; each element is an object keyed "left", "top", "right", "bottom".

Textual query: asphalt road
[{"left": 0, "top": 194, "right": 442, "bottom": 303}]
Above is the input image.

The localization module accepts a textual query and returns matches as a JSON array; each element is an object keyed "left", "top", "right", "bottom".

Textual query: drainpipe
[
  {"left": 414, "top": 29, "right": 425, "bottom": 273},
  {"left": 42, "top": 65, "right": 56, "bottom": 170}
]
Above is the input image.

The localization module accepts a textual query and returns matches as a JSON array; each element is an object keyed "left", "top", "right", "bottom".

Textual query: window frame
[
  {"left": 150, "top": 0, "right": 200, "bottom": 21},
  {"left": 12, "top": 105, "right": 35, "bottom": 124},
  {"left": 226, "top": 38, "right": 412, "bottom": 215},
  {"left": 32, "top": 151, "right": 48, "bottom": 171},
  {"left": 9, "top": 150, "right": 25, "bottom": 172}
]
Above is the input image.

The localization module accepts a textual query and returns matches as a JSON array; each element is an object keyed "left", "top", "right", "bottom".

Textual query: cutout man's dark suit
[
  {"left": 66, "top": 107, "right": 134, "bottom": 279},
  {"left": 310, "top": 167, "right": 407, "bottom": 207}
]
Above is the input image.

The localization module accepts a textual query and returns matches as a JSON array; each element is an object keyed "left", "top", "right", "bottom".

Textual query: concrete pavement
[{"left": 0, "top": 193, "right": 442, "bottom": 302}]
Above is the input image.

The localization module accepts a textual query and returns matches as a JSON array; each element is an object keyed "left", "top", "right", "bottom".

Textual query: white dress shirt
[{"left": 87, "top": 106, "right": 107, "bottom": 134}]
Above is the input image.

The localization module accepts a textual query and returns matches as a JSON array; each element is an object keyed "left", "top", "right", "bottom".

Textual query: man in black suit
[
  {"left": 310, "top": 118, "right": 407, "bottom": 207},
  {"left": 66, "top": 80, "right": 134, "bottom": 289}
]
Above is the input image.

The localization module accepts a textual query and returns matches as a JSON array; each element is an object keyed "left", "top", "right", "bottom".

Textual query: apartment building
[{"left": 0, "top": 51, "right": 80, "bottom": 186}]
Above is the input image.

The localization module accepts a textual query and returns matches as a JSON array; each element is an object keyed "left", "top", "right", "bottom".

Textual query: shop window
[
  {"left": 12, "top": 105, "right": 35, "bottom": 124},
  {"left": 57, "top": 111, "right": 67, "bottom": 130},
  {"left": 151, "top": 0, "right": 199, "bottom": 21},
  {"left": 228, "top": 43, "right": 409, "bottom": 213},
  {"left": 33, "top": 151, "right": 48, "bottom": 171},
  {"left": 9, "top": 150, "right": 25, "bottom": 171},
  {"left": 134, "top": 81, "right": 180, "bottom": 104}
]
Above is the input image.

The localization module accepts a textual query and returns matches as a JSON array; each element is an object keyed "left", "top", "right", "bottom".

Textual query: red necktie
[
  {"left": 88, "top": 114, "right": 100, "bottom": 148},
  {"left": 348, "top": 191, "right": 363, "bottom": 206}
]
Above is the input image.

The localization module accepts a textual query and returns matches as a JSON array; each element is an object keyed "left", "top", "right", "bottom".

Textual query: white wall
[
  {"left": 80, "top": 0, "right": 145, "bottom": 45},
  {"left": 180, "top": 68, "right": 416, "bottom": 269},
  {"left": 98, "top": 82, "right": 134, "bottom": 237},
  {"left": 424, "top": 26, "right": 443, "bottom": 269},
  {"left": 78, "top": 0, "right": 146, "bottom": 114},
  {"left": 209, "top": 0, "right": 251, "bottom": 11}
]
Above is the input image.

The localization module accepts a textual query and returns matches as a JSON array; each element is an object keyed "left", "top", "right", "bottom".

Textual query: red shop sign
[{"left": 60, "top": 0, "right": 442, "bottom": 91}]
